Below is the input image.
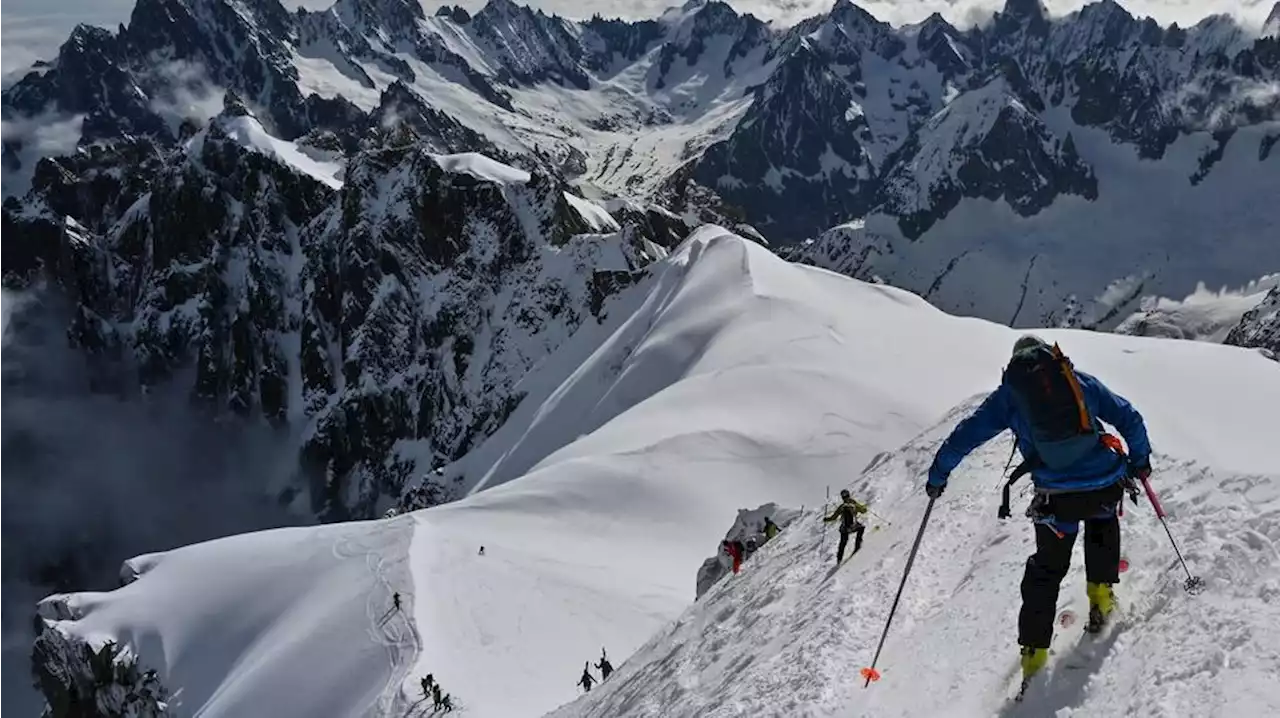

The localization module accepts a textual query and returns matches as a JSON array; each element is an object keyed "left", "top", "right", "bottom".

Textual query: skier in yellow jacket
[{"left": 824, "top": 489, "right": 868, "bottom": 564}]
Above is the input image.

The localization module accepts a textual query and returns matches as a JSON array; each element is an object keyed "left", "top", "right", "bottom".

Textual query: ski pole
[
  {"left": 818, "top": 486, "right": 830, "bottom": 557},
  {"left": 862, "top": 496, "right": 936, "bottom": 686},
  {"left": 1141, "top": 477, "right": 1204, "bottom": 595},
  {"left": 867, "top": 508, "right": 892, "bottom": 527}
]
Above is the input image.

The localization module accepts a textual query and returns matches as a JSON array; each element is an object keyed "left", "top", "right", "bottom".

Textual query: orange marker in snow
[{"left": 861, "top": 667, "right": 881, "bottom": 685}]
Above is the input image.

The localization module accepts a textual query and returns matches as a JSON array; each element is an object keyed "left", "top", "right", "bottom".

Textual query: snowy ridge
[
  {"left": 27, "top": 228, "right": 1009, "bottom": 716},
  {"left": 34, "top": 229, "right": 1280, "bottom": 717},
  {"left": 195, "top": 108, "right": 346, "bottom": 189}
]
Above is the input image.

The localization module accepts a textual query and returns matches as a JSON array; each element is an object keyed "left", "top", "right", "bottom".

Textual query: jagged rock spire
[{"left": 221, "top": 90, "right": 253, "bottom": 118}]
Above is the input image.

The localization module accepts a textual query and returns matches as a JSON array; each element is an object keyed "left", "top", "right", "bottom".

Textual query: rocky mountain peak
[
  {"left": 333, "top": 0, "right": 426, "bottom": 29},
  {"left": 476, "top": 0, "right": 525, "bottom": 22},
  {"left": 994, "top": 0, "right": 1050, "bottom": 38},
  {"left": 1264, "top": 2, "right": 1280, "bottom": 38},
  {"left": 1002, "top": 0, "right": 1049, "bottom": 21},
  {"left": 220, "top": 89, "right": 254, "bottom": 118},
  {"left": 916, "top": 12, "right": 972, "bottom": 77},
  {"left": 1224, "top": 287, "right": 1280, "bottom": 359}
]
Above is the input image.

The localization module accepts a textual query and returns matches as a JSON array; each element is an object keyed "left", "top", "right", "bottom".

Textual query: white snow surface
[
  {"left": 37, "top": 229, "right": 1280, "bottom": 718},
  {"left": 432, "top": 152, "right": 533, "bottom": 185}
]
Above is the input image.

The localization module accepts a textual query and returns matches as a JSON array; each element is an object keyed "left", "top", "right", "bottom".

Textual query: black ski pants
[
  {"left": 1019, "top": 517, "right": 1120, "bottom": 648},
  {"left": 836, "top": 524, "right": 865, "bottom": 563}
]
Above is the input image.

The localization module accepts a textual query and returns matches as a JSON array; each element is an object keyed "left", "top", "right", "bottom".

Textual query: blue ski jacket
[{"left": 927, "top": 371, "right": 1151, "bottom": 497}]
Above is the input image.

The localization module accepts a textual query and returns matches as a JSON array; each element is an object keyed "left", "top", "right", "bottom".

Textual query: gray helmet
[
  {"left": 1012, "top": 334, "right": 1049, "bottom": 358},
  {"left": 840, "top": 489, "right": 852, "bottom": 501}
]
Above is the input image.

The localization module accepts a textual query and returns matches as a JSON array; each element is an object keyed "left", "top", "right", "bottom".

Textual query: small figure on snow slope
[
  {"left": 578, "top": 662, "right": 596, "bottom": 692},
  {"left": 824, "top": 490, "right": 868, "bottom": 564},
  {"left": 722, "top": 539, "right": 746, "bottom": 574},
  {"left": 925, "top": 336, "right": 1151, "bottom": 684},
  {"left": 595, "top": 648, "right": 614, "bottom": 680},
  {"left": 763, "top": 516, "right": 780, "bottom": 541}
]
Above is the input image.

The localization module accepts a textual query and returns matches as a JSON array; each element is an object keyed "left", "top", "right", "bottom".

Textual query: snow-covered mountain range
[
  {"left": 5, "top": 0, "right": 1279, "bottom": 318},
  {"left": 3, "top": 0, "right": 1278, "bottom": 714}
]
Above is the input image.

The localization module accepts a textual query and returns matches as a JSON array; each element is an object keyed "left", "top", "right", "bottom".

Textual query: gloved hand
[
  {"left": 1128, "top": 458, "right": 1152, "bottom": 481},
  {"left": 924, "top": 481, "right": 945, "bottom": 499}
]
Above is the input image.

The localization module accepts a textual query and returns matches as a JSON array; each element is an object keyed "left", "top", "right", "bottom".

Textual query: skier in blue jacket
[{"left": 924, "top": 335, "right": 1151, "bottom": 681}]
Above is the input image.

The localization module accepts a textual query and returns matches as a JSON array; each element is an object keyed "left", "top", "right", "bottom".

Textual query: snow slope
[
  {"left": 35, "top": 228, "right": 1280, "bottom": 718},
  {"left": 554, "top": 331, "right": 1280, "bottom": 712}
]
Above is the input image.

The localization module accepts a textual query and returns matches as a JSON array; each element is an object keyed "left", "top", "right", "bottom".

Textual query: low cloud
[
  {"left": 1, "top": 111, "right": 85, "bottom": 198},
  {"left": 147, "top": 58, "right": 226, "bottom": 133},
  {"left": 427, "top": 0, "right": 1275, "bottom": 30},
  {"left": 1116, "top": 274, "right": 1280, "bottom": 341},
  {"left": 2, "top": 288, "right": 308, "bottom": 711},
  {"left": 1168, "top": 77, "right": 1280, "bottom": 131}
]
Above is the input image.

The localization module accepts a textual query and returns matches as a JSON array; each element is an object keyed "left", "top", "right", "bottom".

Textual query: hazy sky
[{"left": 1, "top": 0, "right": 1274, "bottom": 76}]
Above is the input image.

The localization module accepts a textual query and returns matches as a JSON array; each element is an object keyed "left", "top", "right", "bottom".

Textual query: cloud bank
[{"left": 1, "top": 288, "right": 309, "bottom": 713}]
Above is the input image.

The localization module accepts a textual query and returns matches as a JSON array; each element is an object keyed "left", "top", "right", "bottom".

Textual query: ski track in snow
[{"left": 332, "top": 518, "right": 422, "bottom": 717}]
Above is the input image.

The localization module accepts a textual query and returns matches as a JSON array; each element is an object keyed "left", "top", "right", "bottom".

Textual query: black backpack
[{"left": 998, "top": 343, "right": 1102, "bottom": 518}]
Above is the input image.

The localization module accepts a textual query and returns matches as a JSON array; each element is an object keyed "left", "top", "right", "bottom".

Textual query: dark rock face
[
  {"left": 877, "top": 76, "right": 1097, "bottom": 239},
  {"left": 294, "top": 145, "right": 666, "bottom": 518},
  {"left": 33, "top": 625, "right": 168, "bottom": 718},
  {"left": 581, "top": 17, "right": 665, "bottom": 72},
  {"left": 1225, "top": 287, "right": 1280, "bottom": 359},
  {"left": 693, "top": 43, "right": 877, "bottom": 241}
]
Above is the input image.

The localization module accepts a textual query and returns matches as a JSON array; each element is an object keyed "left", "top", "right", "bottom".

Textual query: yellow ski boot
[
  {"left": 1016, "top": 646, "right": 1049, "bottom": 700},
  {"left": 1086, "top": 582, "right": 1115, "bottom": 633},
  {"left": 1020, "top": 646, "right": 1049, "bottom": 678}
]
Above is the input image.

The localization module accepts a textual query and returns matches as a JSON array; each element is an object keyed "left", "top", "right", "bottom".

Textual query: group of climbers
[
  {"left": 576, "top": 648, "right": 614, "bottom": 692},
  {"left": 721, "top": 514, "right": 784, "bottom": 574},
  {"left": 417, "top": 674, "right": 454, "bottom": 714}
]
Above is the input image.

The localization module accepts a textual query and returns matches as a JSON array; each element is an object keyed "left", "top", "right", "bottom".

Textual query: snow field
[
  {"left": 553, "top": 315, "right": 1280, "bottom": 716},
  {"left": 33, "top": 228, "right": 1280, "bottom": 718},
  {"left": 39, "top": 518, "right": 417, "bottom": 718}
]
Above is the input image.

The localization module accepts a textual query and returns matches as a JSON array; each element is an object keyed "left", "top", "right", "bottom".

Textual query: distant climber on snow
[
  {"left": 924, "top": 335, "right": 1151, "bottom": 686},
  {"left": 478, "top": 546, "right": 485, "bottom": 556},
  {"left": 393, "top": 592, "right": 402, "bottom": 611},
  {"left": 420, "top": 674, "right": 434, "bottom": 698},
  {"left": 763, "top": 516, "right": 780, "bottom": 541},
  {"left": 431, "top": 683, "right": 442, "bottom": 711},
  {"left": 722, "top": 539, "right": 745, "bottom": 574},
  {"left": 824, "top": 489, "right": 868, "bottom": 564},
  {"left": 578, "top": 662, "right": 596, "bottom": 692},
  {"left": 595, "top": 648, "right": 614, "bottom": 680},
  {"left": 440, "top": 694, "right": 453, "bottom": 713}
]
